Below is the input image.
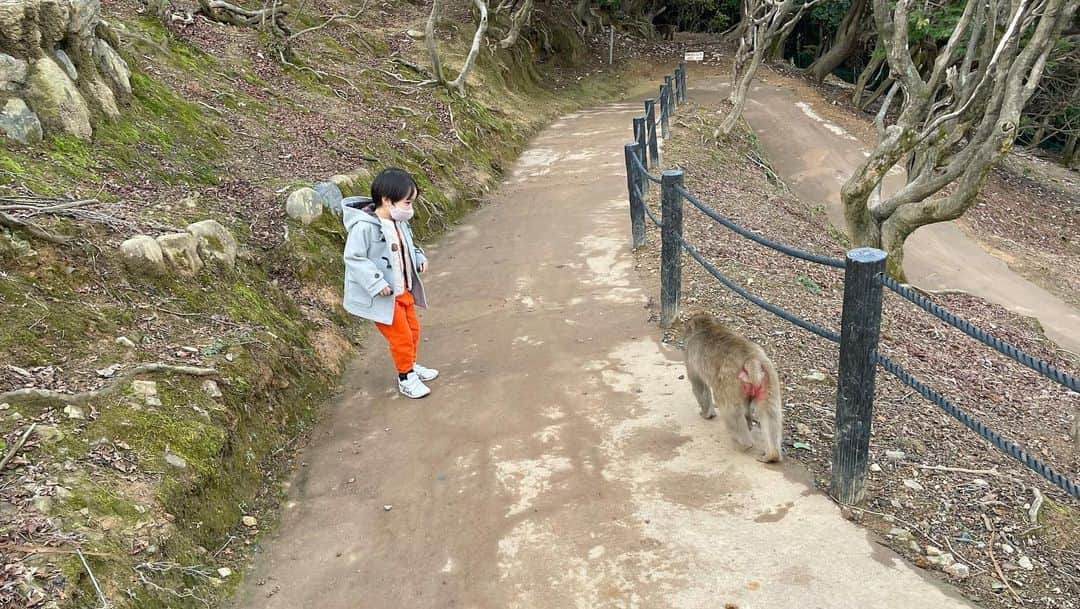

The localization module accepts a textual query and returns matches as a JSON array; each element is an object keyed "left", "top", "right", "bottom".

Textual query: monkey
[
  {"left": 657, "top": 24, "right": 678, "bottom": 41},
  {"left": 684, "top": 312, "right": 784, "bottom": 463}
]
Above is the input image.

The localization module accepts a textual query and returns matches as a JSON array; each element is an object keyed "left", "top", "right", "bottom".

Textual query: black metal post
[
  {"left": 659, "top": 84, "right": 670, "bottom": 139},
  {"left": 624, "top": 143, "right": 646, "bottom": 248},
  {"left": 665, "top": 75, "right": 675, "bottom": 111},
  {"left": 659, "top": 169, "right": 684, "bottom": 328},
  {"left": 645, "top": 99, "right": 659, "bottom": 165},
  {"left": 831, "top": 247, "right": 887, "bottom": 505}
]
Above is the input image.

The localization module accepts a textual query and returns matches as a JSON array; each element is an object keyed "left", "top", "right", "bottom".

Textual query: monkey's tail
[{"left": 741, "top": 358, "right": 766, "bottom": 385}]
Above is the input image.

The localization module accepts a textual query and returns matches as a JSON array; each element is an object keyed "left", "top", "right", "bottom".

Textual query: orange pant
[{"left": 375, "top": 291, "right": 420, "bottom": 374}]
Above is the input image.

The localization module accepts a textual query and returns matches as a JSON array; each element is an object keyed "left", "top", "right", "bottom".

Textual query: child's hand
[
  {"left": 378, "top": 287, "right": 393, "bottom": 296},
  {"left": 418, "top": 261, "right": 428, "bottom": 273}
]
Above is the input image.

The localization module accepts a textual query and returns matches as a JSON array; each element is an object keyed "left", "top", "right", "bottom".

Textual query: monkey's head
[{"left": 684, "top": 312, "right": 719, "bottom": 336}]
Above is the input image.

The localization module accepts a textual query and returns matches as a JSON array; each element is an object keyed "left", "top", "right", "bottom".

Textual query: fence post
[
  {"left": 665, "top": 75, "right": 675, "bottom": 111},
  {"left": 659, "top": 84, "right": 670, "bottom": 139},
  {"left": 624, "top": 143, "right": 646, "bottom": 249},
  {"left": 645, "top": 99, "right": 659, "bottom": 165},
  {"left": 633, "top": 116, "right": 647, "bottom": 170},
  {"left": 659, "top": 169, "right": 684, "bottom": 328},
  {"left": 679, "top": 62, "right": 687, "bottom": 102},
  {"left": 831, "top": 247, "right": 887, "bottom": 505}
]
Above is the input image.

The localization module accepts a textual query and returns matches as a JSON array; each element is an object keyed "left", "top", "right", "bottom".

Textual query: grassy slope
[{"left": 0, "top": 2, "right": 655, "bottom": 607}]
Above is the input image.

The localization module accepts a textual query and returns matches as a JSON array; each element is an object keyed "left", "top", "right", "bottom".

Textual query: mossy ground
[{"left": 0, "top": 2, "right": 663, "bottom": 607}]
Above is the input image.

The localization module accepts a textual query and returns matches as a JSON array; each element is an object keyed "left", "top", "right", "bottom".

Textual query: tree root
[{"left": 0, "top": 363, "right": 219, "bottom": 407}]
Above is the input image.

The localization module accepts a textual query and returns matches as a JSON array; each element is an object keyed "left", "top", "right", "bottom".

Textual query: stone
[
  {"left": 0, "top": 98, "right": 43, "bottom": 144},
  {"left": 35, "top": 424, "right": 63, "bottom": 442},
  {"left": 313, "top": 181, "right": 344, "bottom": 216},
  {"left": 92, "top": 38, "right": 130, "bottom": 98},
  {"left": 794, "top": 422, "right": 812, "bottom": 437},
  {"left": 908, "top": 541, "right": 922, "bottom": 554},
  {"left": 329, "top": 174, "right": 356, "bottom": 197},
  {"left": 903, "top": 478, "right": 924, "bottom": 492},
  {"left": 68, "top": 0, "right": 101, "bottom": 38},
  {"left": 54, "top": 486, "right": 72, "bottom": 501},
  {"left": 80, "top": 75, "right": 120, "bottom": 118},
  {"left": 926, "top": 552, "right": 955, "bottom": 568},
  {"left": 405, "top": 28, "right": 425, "bottom": 39},
  {"left": 926, "top": 546, "right": 944, "bottom": 557},
  {"left": 186, "top": 219, "right": 237, "bottom": 268},
  {"left": 802, "top": 371, "right": 827, "bottom": 382},
  {"left": 285, "top": 187, "right": 325, "bottom": 225},
  {"left": 217, "top": 567, "right": 232, "bottom": 578},
  {"left": 164, "top": 450, "right": 187, "bottom": 469},
  {"left": 1000, "top": 543, "right": 1015, "bottom": 554},
  {"left": 943, "top": 563, "right": 971, "bottom": 578},
  {"left": 25, "top": 56, "right": 92, "bottom": 139},
  {"left": 63, "top": 405, "right": 84, "bottom": 419},
  {"left": 156, "top": 232, "right": 204, "bottom": 275},
  {"left": 53, "top": 49, "right": 78, "bottom": 81},
  {"left": 130, "top": 380, "right": 161, "bottom": 406},
  {"left": 120, "top": 235, "right": 166, "bottom": 275},
  {"left": 0, "top": 53, "right": 28, "bottom": 91},
  {"left": 115, "top": 336, "right": 136, "bottom": 349},
  {"left": 884, "top": 450, "right": 906, "bottom": 461},
  {"left": 869, "top": 463, "right": 882, "bottom": 473},
  {"left": 201, "top": 379, "right": 223, "bottom": 399},
  {"left": 889, "top": 527, "right": 913, "bottom": 541},
  {"left": 32, "top": 495, "right": 53, "bottom": 513},
  {"left": 95, "top": 20, "right": 120, "bottom": 49},
  {"left": 242, "top": 515, "right": 257, "bottom": 527},
  {"left": 1018, "top": 556, "right": 1034, "bottom": 571}
]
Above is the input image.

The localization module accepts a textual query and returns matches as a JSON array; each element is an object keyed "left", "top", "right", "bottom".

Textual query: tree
[
  {"left": 718, "top": 0, "right": 821, "bottom": 135},
  {"left": 841, "top": 0, "right": 1079, "bottom": 278},
  {"left": 424, "top": 0, "right": 491, "bottom": 95},
  {"left": 805, "top": 0, "right": 869, "bottom": 82}
]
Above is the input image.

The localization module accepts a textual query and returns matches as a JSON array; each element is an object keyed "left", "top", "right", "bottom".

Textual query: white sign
[{"left": 684, "top": 51, "right": 704, "bottom": 62}]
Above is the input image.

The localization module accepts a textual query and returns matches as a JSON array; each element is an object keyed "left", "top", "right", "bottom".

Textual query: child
[{"left": 342, "top": 168, "right": 438, "bottom": 398}]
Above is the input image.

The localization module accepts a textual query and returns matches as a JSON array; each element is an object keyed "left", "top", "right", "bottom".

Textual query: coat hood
[{"left": 342, "top": 196, "right": 380, "bottom": 230}]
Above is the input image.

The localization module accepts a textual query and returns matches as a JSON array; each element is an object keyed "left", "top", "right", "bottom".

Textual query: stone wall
[{"left": 0, "top": 0, "right": 131, "bottom": 144}]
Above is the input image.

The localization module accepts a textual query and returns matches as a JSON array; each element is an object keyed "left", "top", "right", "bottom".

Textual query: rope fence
[{"left": 624, "top": 63, "right": 1080, "bottom": 503}]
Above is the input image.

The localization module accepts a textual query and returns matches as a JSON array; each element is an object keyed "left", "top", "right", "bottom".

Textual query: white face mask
[{"left": 389, "top": 205, "right": 414, "bottom": 222}]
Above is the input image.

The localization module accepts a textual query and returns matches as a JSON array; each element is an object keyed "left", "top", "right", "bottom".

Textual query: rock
[
  {"left": 80, "top": 75, "right": 120, "bottom": 118},
  {"left": 92, "top": 38, "right": 130, "bottom": 98},
  {"left": 35, "top": 424, "right": 63, "bottom": 442},
  {"left": 53, "top": 50, "right": 78, "bottom": 81},
  {"left": 903, "top": 478, "right": 924, "bottom": 492},
  {"left": 130, "top": 380, "right": 161, "bottom": 406},
  {"left": 926, "top": 546, "right": 944, "bottom": 557},
  {"left": 217, "top": 567, "right": 232, "bottom": 578},
  {"left": 795, "top": 422, "right": 812, "bottom": 437},
  {"left": 884, "top": 450, "right": 906, "bottom": 461},
  {"left": 25, "top": 56, "right": 92, "bottom": 139},
  {"left": 926, "top": 552, "right": 955, "bottom": 568},
  {"left": 164, "top": 449, "right": 187, "bottom": 469},
  {"left": 32, "top": 495, "right": 53, "bottom": 513},
  {"left": 63, "top": 405, "right": 84, "bottom": 419},
  {"left": 1000, "top": 543, "right": 1015, "bottom": 554},
  {"left": 944, "top": 563, "right": 971, "bottom": 578},
  {"left": 869, "top": 463, "right": 882, "bottom": 473},
  {"left": 186, "top": 219, "right": 237, "bottom": 268},
  {"left": 0, "top": 403, "right": 8, "bottom": 410},
  {"left": 0, "top": 98, "right": 43, "bottom": 144},
  {"left": 115, "top": 336, "right": 136, "bottom": 349},
  {"left": 313, "top": 181, "right": 344, "bottom": 216},
  {"left": 285, "top": 187, "right": 325, "bottom": 225},
  {"left": 156, "top": 232, "right": 204, "bottom": 275},
  {"left": 95, "top": 20, "right": 120, "bottom": 48},
  {"left": 971, "top": 478, "right": 990, "bottom": 487},
  {"left": 119, "top": 235, "right": 166, "bottom": 275},
  {"left": 329, "top": 174, "right": 357, "bottom": 196},
  {"left": 0, "top": 53, "right": 28, "bottom": 91},
  {"left": 199, "top": 380, "right": 222, "bottom": 400},
  {"left": 405, "top": 28, "right": 425, "bottom": 39},
  {"left": 383, "top": 504, "right": 393, "bottom": 511},
  {"left": 908, "top": 541, "right": 922, "bottom": 554},
  {"left": 802, "top": 371, "right": 827, "bottom": 382},
  {"left": 54, "top": 486, "right": 73, "bottom": 501},
  {"left": 1018, "top": 556, "right": 1034, "bottom": 571},
  {"left": 242, "top": 515, "right": 257, "bottom": 527},
  {"left": 889, "top": 527, "right": 913, "bottom": 541},
  {"left": 68, "top": 0, "right": 101, "bottom": 37}
]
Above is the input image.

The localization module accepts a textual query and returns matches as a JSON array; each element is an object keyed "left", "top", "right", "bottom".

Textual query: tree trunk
[
  {"left": 766, "top": 18, "right": 798, "bottom": 60},
  {"left": 448, "top": 0, "right": 489, "bottom": 94},
  {"left": 807, "top": 0, "right": 869, "bottom": 82},
  {"left": 1027, "top": 112, "right": 1051, "bottom": 148},
  {"left": 721, "top": 39, "right": 765, "bottom": 135},
  {"left": 852, "top": 45, "right": 884, "bottom": 107},
  {"left": 1064, "top": 132, "right": 1079, "bottom": 167},
  {"left": 425, "top": 0, "right": 445, "bottom": 83}
]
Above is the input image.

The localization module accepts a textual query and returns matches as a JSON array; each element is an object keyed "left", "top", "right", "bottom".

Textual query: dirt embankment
[{"left": 0, "top": 2, "right": 676, "bottom": 607}]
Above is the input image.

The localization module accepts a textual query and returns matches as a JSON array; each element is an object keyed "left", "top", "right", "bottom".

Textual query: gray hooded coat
[{"left": 342, "top": 196, "right": 428, "bottom": 324}]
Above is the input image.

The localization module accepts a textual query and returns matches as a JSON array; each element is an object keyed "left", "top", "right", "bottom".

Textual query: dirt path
[
  {"left": 232, "top": 99, "right": 975, "bottom": 608},
  {"left": 688, "top": 68, "right": 1080, "bottom": 354}
]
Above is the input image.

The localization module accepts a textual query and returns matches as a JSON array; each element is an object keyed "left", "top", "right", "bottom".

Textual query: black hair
[{"left": 371, "top": 167, "right": 420, "bottom": 208}]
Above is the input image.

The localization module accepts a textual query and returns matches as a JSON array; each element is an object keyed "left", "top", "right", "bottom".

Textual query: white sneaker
[
  {"left": 398, "top": 372, "right": 431, "bottom": 398},
  {"left": 413, "top": 363, "right": 439, "bottom": 382}
]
